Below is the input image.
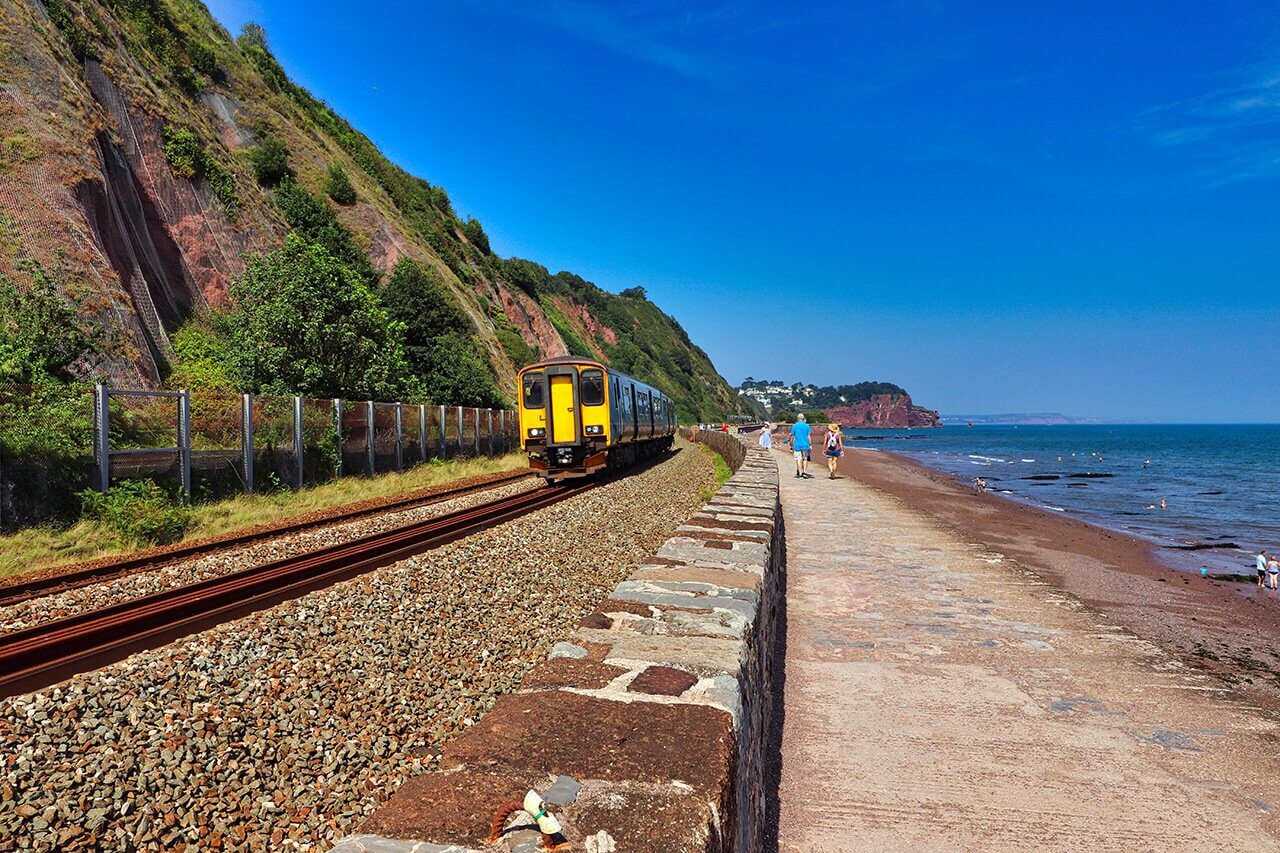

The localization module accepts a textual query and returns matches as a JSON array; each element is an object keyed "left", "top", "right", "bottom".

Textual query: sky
[{"left": 203, "top": 1, "right": 1280, "bottom": 422}]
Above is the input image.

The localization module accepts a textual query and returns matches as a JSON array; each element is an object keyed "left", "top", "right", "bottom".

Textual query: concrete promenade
[{"left": 773, "top": 450, "right": 1280, "bottom": 851}]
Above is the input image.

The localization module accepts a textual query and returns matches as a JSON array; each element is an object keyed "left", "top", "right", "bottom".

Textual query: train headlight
[
  {"left": 584, "top": 425, "right": 603, "bottom": 435},
  {"left": 527, "top": 427, "right": 545, "bottom": 438}
]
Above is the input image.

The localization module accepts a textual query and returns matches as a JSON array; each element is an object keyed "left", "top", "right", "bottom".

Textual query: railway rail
[
  {"left": 0, "top": 479, "right": 594, "bottom": 699},
  {"left": 0, "top": 469, "right": 535, "bottom": 609}
]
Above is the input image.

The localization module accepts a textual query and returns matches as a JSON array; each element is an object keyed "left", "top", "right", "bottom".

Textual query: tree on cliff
[
  {"left": 380, "top": 258, "right": 502, "bottom": 407},
  {"left": 223, "top": 235, "right": 416, "bottom": 400}
]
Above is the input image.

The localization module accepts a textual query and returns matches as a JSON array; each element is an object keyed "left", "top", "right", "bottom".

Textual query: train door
[
  {"left": 629, "top": 383, "right": 639, "bottom": 440},
  {"left": 647, "top": 391, "right": 656, "bottom": 436},
  {"left": 610, "top": 376, "right": 622, "bottom": 439},
  {"left": 547, "top": 370, "right": 578, "bottom": 445}
]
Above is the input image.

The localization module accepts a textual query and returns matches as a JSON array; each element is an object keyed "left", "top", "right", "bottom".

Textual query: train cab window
[
  {"left": 522, "top": 373, "right": 544, "bottom": 408},
  {"left": 580, "top": 369, "right": 605, "bottom": 406}
]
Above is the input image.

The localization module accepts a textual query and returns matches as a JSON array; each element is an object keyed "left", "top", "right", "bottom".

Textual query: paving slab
[{"left": 774, "top": 451, "right": 1280, "bottom": 852}]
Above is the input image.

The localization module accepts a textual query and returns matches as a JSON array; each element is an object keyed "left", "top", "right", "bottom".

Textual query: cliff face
[
  {"left": 0, "top": 0, "right": 745, "bottom": 420},
  {"left": 824, "top": 394, "right": 941, "bottom": 429}
]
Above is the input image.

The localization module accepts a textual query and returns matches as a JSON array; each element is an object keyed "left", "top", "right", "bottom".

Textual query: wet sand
[{"left": 836, "top": 446, "right": 1280, "bottom": 712}]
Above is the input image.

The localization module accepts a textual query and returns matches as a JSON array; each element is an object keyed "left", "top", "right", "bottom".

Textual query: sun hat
[{"left": 828, "top": 422, "right": 840, "bottom": 432}]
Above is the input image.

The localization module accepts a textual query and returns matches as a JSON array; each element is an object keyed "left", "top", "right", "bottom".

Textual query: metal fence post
[
  {"left": 394, "top": 403, "right": 404, "bottom": 472},
  {"left": 92, "top": 383, "right": 110, "bottom": 493},
  {"left": 419, "top": 404, "right": 427, "bottom": 465},
  {"left": 292, "top": 396, "right": 304, "bottom": 490},
  {"left": 241, "top": 393, "right": 254, "bottom": 493},
  {"left": 457, "top": 407, "right": 464, "bottom": 457},
  {"left": 333, "top": 399, "right": 343, "bottom": 478},
  {"left": 366, "top": 401, "right": 376, "bottom": 476},
  {"left": 473, "top": 408, "right": 480, "bottom": 456},
  {"left": 499, "top": 409, "right": 506, "bottom": 454},
  {"left": 438, "top": 405, "right": 447, "bottom": 459},
  {"left": 178, "top": 389, "right": 192, "bottom": 504},
  {"left": 487, "top": 409, "right": 494, "bottom": 457}
]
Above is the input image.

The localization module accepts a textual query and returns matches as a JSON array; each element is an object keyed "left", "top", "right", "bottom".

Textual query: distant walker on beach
[
  {"left": 790, "top": 414, "right": 812, "bottom": 478},
  {"left": 824, "top": 423, "right": 844, "bottom": 479},
  {"left": 759, "top": 424, "right": 772, "bottom": 450}
]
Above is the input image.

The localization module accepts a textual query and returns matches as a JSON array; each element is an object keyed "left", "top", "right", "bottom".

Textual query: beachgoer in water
[
  {"left": 1257, "top": 550, "right": 1269, "bottom": 590},
  {"left": 759, "top": 423, "right": 772, "bottom": 450},
  {"left": 1270, "top": 555, "right": 1280, "bottom": 590},
  {"left": 790, "top": 413, "right": 812, "bottom": 478},
  {"left": 974, "top": 477, "right": 988, "bottom": 494},
  {"left": 823, "top": 423, "right": 843, "bottom": 479},
  {"left": 1160, "top": 498, "right": 1167, "bottom": 510}
]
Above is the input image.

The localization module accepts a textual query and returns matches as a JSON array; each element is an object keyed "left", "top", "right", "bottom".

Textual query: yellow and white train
[{"left": 517, "top": 356, "right": 676, "bottom": 480}]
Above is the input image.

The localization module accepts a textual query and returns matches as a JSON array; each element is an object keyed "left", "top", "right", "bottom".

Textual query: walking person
[
  {"left": 823, "top": 423, "right": 843, "bottom": 479},
  {"left": 790, "top": 413, "right": 812, "bottom": 478},
  {"left": 759, "top": 423, "right": 772, "bottom": 450},
  {"left": 1270, "top": 555, "right": 1280, "bottom": 590},
  {"left": 1258, "top": 550, "right": 1269, "bottom": 590}
]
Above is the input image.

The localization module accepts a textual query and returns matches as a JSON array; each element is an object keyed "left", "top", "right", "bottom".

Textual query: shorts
[
  {"left": 825, "top": 448, "right": 842, "bottom": 457},
  {"left": 793, "top": 450, "right": 808, "bottom": 460}
]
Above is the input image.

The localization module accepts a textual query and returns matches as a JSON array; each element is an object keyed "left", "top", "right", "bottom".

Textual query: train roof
[{"left": 519, "top": 357, "right": 672, "bottom": 402}]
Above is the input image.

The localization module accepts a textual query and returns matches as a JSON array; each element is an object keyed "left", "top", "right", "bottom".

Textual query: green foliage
[
  {"left": 248, "top": 136, "right": 292, "bottom": 187},
  {"left": 45, "top": 0, "right": 94, "bottom": 59},
  {"left": 325, "top": 162, "right": 355, "bottom": 205},
  {"left": 166, "top": 318, "right": 233, "bottom": 391},
  {"left": 802, "top": 409, "right": 831, "bottom": 426},
  {"left": 381, "top": 259, "right": 502, "bottom": 406},
  {"left": 0, "top": 258, "right": 92, "bottom": 383},
  {"left": 223, "top": 235, "right": 414, "bottom": 400},
  {"left": 504, "top": 258, "right": 550, "bottom": 297},
  {"left": 460, "top": 217, "right": 490, "bottom": 254},
  {"left": 272, "top": 177, "right": 375, "bottom": 283},
  {"left": 497, "top": 328, "right": 537, "bottom": 369},
  {"left": 162, "top": 125, "right": 239, "bottom": 215},
  {"left": 540, "top": 299, "right": 593, "bottom": 358},
  {"left": 79, "top": 480, "right": 192, "bottom": 546},
  {"left": 107, "top": 0, "right": 221, "bottom": 91}
]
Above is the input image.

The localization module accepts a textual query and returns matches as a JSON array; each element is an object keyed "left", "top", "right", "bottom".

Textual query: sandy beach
[{"left": 832, "top": 444, "right": 1280, "bottom": 712}]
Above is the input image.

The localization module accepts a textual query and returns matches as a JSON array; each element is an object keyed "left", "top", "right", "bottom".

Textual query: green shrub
[
  {"left": 272, "top": 177, "right": 375, "bottom": 283},
  {"left": 460, "top": 217, "right": 490, "bottom": 254},
  {"left": 0, "top": 258, "right": 93, "bottom": 384},
  {"left": 45, "top": 0, "right": 94, "bottom": 59},
  {"left": 224, "top": 234, "right": 414, "bottom": 400},
  {"left": 166, "top": 318, "right": 233, "bottom": 391},
  {"left": 248, "top": 136, "right": 292, "bottom": 187},
  {"left": 325, "top": 163, "right": 355, "bottom": 205},
  {"left": 162, "top": 125, "right": 239, "bottom": 215},
  {"left": 79, "top": 480, "right": 192, "bottom": 545}
]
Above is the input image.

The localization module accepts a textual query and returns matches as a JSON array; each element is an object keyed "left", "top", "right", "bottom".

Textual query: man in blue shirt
[{"left": 790, "top": 413, "right": 812, "bottom": 478}]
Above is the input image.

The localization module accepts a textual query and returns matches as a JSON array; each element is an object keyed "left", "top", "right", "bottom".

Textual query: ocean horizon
[{"left": 842, "top": 423, "right": 1280, "bottom": 576}]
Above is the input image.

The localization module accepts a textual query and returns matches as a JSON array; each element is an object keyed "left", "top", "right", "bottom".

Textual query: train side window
[
  {"left": 522, "top": 374, "right": 544, "bottom": 408},
  {"left": 581, "top": 369, "right": 605, "bottom": 406}
]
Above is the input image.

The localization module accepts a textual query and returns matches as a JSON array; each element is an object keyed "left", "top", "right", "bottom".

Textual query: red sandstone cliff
[{"left": 824, "top": 394, "right": 941, "bottom": 428}]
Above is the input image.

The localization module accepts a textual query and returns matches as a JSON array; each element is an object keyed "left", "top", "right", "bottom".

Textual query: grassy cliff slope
[{"left": 0, "top": 0, "right": 745, "bottom": 420}]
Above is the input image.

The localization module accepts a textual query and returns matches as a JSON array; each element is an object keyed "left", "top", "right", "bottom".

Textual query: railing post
[
  {"left": 366, "top": 401, "right": 376, "bottom": 476},
  {"left": 438, "top": 404, "right": 447, "bottom": 459},
  {"left": 457, "top": 406, "right": 464, "bottom": 457},
  {"left": 241, "top": 393, "right": 254, "bottom": 493},
  {"left": 92, "top": 383, "right": 110, "bottom": 493},
  {"left": 333, "top": 399, "right": 343, "bottom": 478},
  {"left": 499, "top": 409, "right": 506, "bottom": 454},
  {"left": 394, "top": 403, "right": 404, "bottom": 472},
  {"left": 487, "top": 409, "right": 494, "bottom": 457},
  {"left": 419, "top": 404, "right": 427, "bottom": 466},
  {"left": 292, "top": 396, "right": 304, "bottom": 490},
  {"left": 178, "top": 389, "right": 192, "bottom": 504},
  {"left": 473, "top": 408, "right": 480, "bottom": 456}
]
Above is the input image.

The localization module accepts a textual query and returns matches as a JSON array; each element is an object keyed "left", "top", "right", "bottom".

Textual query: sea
[{"left": 842, "top": 424, "right": 1280, "bottom": 575}]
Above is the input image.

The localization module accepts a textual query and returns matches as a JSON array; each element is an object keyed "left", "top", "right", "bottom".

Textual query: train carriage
[{"left": 518, "top": 356, "right": 676, "bottom": 479}]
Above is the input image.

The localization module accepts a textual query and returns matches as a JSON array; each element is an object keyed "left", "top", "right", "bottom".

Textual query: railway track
[
  {"left": 0, "top": 479, "right": 592, "bottom": 699},
  {"left": 0, "top": 469, "right": 534, "bottom": 609}
]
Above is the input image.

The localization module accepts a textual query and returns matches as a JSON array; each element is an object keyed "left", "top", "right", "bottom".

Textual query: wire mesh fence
[{"left": 0, "top": 382, "right": 516, "bottom": 531}]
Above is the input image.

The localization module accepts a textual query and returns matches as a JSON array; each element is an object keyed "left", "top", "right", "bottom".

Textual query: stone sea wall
[{"left": 333, "top": 437, "right": 783, "bottom": 851}]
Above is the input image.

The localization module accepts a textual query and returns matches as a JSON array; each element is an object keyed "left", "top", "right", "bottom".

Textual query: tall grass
[{"left": 0, "top": 454, "right": 525, "bottom": 580}]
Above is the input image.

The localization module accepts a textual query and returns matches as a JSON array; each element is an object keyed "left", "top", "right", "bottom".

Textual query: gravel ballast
[
  {"left": 0, "top": 479, "right": 540, "bottom": 636},
  {"left": 0, "top": 442, "right": 714, "bottom": 851}
]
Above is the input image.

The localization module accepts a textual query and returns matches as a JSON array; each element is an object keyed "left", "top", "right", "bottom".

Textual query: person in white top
[
  {"left": 759, "top": 424, "right": 772, "bottom": 450},
  {"left": 1259, "top": 550, "right": 1269, "bottom": 590}
]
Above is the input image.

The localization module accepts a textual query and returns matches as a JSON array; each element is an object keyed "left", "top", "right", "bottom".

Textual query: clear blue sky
[{"left": 205, "top": 1, "right": 1279, "bottom": 422}]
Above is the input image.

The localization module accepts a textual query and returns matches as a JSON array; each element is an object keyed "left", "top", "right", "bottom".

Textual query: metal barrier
[{"left": 88, "top": 385, "right": 517, "bottom": 503}]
